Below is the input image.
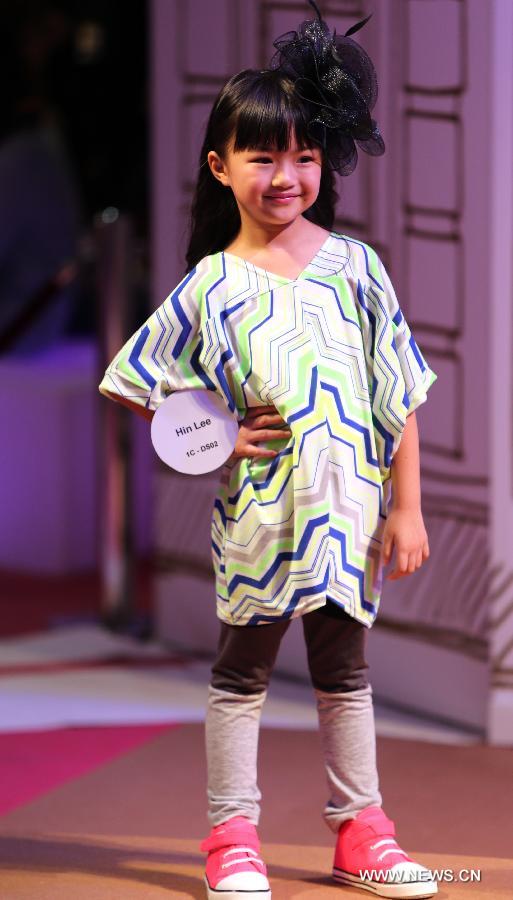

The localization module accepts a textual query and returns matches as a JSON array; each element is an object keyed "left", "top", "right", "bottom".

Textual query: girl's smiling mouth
[{"left": 264, "top": 194, "right": 300, "bottom": 202}]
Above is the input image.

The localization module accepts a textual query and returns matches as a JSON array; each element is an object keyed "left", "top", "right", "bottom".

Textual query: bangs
[{"left": 230, "top": 72, "right": 315, "bottom": 154}]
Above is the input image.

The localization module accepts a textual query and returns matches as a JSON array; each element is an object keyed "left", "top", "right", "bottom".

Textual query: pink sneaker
[
  {"left": 332, "top": 806, "right": 437, "bottom": 898},
  {"left": 200, "top": 815, "right": 271, "bottom": 900}
]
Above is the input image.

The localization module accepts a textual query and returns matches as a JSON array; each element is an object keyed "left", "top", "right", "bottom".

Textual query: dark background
[{"left": 1, "top": 0, "right": 148, "bottom": 229}]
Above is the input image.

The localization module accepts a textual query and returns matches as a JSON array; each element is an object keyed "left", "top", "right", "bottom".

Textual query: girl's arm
[
  {"left": 101, "top": 390, "right": 155, "bottom": 422},
  {"left": 390, "top": 411, "right": 420, "bottom": 510},
  {"left": 383, "top": 410, "right": 430, "bottom": 579},
  {"left": 99, "top": 265, "right": 206, "bottom": 418},
  {"left": 103, "top": 394, "right": 291, "bottom": 468}
]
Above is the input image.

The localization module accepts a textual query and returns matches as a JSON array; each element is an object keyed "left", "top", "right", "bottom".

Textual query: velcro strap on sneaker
[
  {"left": 370, "top": 814, "right": 396, "bottom": 836},
  {"left": 353, "top": 814, "right": 397, "bottom": 851},
  {"left": 200, "top": 827, "right": 261, "bottom": 854}
]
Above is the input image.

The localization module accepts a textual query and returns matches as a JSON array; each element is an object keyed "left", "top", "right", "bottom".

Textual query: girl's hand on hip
[
  {"left": 381, "top": 507, "right": 430, "bottom": 580},
  {"left": 228, "top": 405, "right": 292, "bottom": 462}
]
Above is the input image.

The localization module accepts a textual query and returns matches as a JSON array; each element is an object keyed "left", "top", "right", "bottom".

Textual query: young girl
[{"left": 99, "top": 3, "right": 438, "bottom": 897}]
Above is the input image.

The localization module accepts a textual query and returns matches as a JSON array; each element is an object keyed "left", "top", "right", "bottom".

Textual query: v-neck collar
[{"left": 221, "top": 231, "right": 336, "bottom": 283}]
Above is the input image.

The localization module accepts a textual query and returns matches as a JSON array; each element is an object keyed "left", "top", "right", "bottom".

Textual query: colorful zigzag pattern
[{"left": 99, "top": 232, "right": 437, "bottom": 627}]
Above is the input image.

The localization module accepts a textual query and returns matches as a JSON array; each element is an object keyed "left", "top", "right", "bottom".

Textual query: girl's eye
[{"left": 252, "top": 156, "right": 315, "bottom": 163}]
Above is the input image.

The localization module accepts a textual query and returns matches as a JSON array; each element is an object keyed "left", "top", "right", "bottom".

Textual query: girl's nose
[{"left": 271, "top": 170, "right": 296, "bottom": 188}]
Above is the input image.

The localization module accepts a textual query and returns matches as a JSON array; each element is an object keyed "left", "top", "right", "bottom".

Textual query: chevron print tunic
[{"left": 99, "top": 231, "right": 437, "bottom": 628}]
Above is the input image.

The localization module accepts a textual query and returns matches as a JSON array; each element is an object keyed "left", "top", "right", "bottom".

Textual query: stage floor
[{"left": 0, "top": 722, "right": 511, "bottom": 899}]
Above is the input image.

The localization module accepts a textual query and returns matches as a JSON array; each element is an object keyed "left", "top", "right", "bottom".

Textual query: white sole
[
  {"left": 204, "top": 874, "right": 271, "bottom": 900},
  {"left": 332, "top": 867, "right": 438, "bottom": 899}
]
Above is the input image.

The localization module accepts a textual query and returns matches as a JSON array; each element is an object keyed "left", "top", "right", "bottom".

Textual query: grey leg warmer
[
  {"left": 205, "top": 683, "right": 267, "bottom": 827},
  {"left": 315, "top": 682, "right": 383, "bottom": 833}
]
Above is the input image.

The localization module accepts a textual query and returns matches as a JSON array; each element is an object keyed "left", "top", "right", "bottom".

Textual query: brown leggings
[{"left": 210, "top": 599, "right": 370, "bottom": 695}]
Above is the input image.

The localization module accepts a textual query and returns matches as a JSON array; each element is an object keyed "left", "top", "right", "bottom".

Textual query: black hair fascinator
[{"left": 268, "top": 0, "right": 385, "bottom": 175}]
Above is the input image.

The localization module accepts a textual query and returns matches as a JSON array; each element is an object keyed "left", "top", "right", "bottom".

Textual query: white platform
[
  {"left": 0, "top": 624, "right": 479, "bottom": 743},
  {"left": 0, "top": 338, "right": 152, "bottom": 573}
]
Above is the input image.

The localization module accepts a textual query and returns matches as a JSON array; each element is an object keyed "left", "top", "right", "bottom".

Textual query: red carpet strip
[{"left": 0, "top": 723, "right": 180, "bottom": 816}]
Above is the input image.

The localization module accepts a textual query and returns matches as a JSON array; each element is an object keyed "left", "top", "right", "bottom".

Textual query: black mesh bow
[{"left": 268, "top": 0, "right": 385, "bottom": 175}]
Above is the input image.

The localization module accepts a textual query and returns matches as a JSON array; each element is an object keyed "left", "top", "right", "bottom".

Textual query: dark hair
[{"left": 184, "top": 68, "right": 338, "bottom": 274}]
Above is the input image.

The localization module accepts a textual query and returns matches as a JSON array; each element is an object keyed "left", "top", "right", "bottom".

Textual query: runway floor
[
  {"left": 0, "top": 723, "right": 511, "bottom": 898},
  {"left": 0, "top": 624, "right": 511, "bottom": 899}
]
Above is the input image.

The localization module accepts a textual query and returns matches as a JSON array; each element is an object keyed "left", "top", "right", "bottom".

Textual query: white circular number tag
[{"left": 150, "top": 389, "right": 239, "bottom": 474}]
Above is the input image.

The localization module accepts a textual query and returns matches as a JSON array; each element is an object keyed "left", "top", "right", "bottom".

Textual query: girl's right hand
[{"left": 227, "top": 405, "right": 292, "bottom": 463}]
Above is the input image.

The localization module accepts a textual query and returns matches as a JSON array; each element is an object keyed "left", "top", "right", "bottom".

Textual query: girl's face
[{"left": 208, "top": 131, "right": 323, "bottom": 230}]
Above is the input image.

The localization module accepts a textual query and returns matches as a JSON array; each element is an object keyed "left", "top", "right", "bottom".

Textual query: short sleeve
[
  {"left": 361, "top": 247, "right": 438, "bottom": 481},
  {"left": 98, "top": 266, "right": 210, "bottom": 412}
]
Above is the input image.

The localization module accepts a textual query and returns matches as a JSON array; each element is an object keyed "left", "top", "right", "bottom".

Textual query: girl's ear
[{"left": 207, "top": 150, "right": 229, "bottom": 187}]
